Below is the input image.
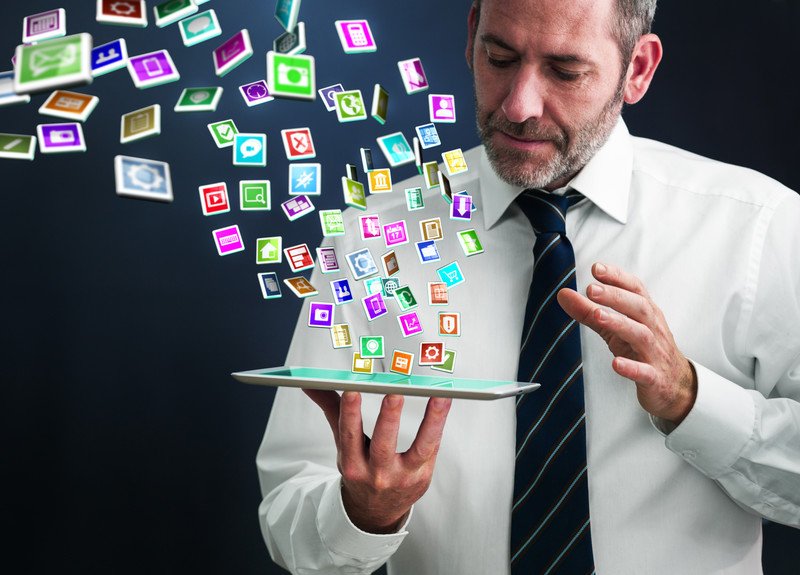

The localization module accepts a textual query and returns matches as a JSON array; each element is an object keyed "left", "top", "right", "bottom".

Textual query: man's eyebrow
[
  {"left": 480, "top": 33, "right": 592, "bottom": 64},
  {"left": 480, "top": 34, "right": 517, "bottom": 52}
]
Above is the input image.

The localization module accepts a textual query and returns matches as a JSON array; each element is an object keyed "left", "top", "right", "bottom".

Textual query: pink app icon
[
  {"left": 383, "top": 220, "right": 409, "bottom": 248},
  {"left": 335, "top": 20, "right": 376, "bottom": 53},
  {"left": 213, "top": 225, "right": 245, "bottom": 256},
  {"left": 430, "top": 94, "right": 456, "bottom": 123},
  {"left": 398, "top": 312, "right": 423, "bottom": 338},
  {"left": 359, "top": 215, "right": 382, "bottom": 240}
]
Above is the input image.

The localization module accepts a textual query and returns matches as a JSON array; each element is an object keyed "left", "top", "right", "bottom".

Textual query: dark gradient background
[{"left": 2, "top": 1, "right": 798, "bottom": 573}]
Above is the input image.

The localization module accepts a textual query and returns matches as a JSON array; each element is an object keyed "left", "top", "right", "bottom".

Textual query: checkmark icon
[{"left": 218, "top": 125, "right": 233, "bottom": 140}]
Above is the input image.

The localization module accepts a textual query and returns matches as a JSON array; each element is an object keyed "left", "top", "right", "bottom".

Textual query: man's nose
[{"left": 501, "top": 66, "right": 545, "bottom": 124}]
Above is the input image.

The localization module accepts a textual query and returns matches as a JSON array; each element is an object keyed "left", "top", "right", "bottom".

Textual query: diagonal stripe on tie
[{"left": 511, "top": 188, "right": 594, "bottom": 574}]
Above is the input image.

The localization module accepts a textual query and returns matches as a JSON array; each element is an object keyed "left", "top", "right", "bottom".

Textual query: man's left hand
[{"left": 557, "top": 262, "right": 697, "bottom": 424}]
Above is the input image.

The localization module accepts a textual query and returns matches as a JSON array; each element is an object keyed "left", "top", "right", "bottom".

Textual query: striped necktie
[{"left": 510, "top": 189, "right": 594, "bottom": 574}]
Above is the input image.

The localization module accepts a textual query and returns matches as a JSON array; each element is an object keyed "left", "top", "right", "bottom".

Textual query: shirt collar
[{"left": 480, "top": 117, "right": 633, "bottom": 229}]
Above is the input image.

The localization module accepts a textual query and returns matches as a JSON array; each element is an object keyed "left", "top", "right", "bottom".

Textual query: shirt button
[{"left": 682, "top": 450, "right": 697, "bottom": 460}]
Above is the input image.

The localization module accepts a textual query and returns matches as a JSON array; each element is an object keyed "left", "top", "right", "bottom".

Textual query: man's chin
[{"left": 485, "top": 141, "right": 562, "bottom": 189}]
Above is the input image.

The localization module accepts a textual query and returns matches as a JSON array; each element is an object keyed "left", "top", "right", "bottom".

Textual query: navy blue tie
[{"left": 510, "top": 189, "right": 594, "bottom": 574}]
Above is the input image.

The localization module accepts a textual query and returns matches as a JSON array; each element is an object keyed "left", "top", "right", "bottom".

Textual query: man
[{"left": 257, "top": 0, "right": 800, "bottom": 573}]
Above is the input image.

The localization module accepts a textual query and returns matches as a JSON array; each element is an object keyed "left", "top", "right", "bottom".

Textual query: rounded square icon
[
  {"left": 429, "top": 94, "right": 456, "bottom": 123},
  {"left": 382, "top": 277, "right": 401, "bottom": 298},
  {"left": 127, "top": 49, "right": 180, "bottom": 89},
  {"left": 346, "top": 248, "right": 378, "bottom": 280},
  {"left": 274, "top": 21, "right": 307, "bottom": 55},
  {"left": 199, "top": 182, "right": 230, "bottom": 216},
  {"left": 284, "top": 277, "right": 318, "bottom": 298},
  {"left": 416, "top": 240, "right": 441, "bottom": 264},
  {"left": 257, "top": 272, "right": 282, "bottom": 300},
  {"left": 431, "top": 349, "right": 457, "bottom": 374},
  {"left": 376, "top": 132, "right": 415, "bottom": 167},
  {"left": 114, "top": 155, "right": 173, "bottom": 201},
  {"left": 289, "top": 163, "right": 321, "bottom": 195},
  {"left": 214, "top": 29, "right": 254, "bottom": 77},
  {"left": 267, "top": 51, "right": 316, "bottom": 100},
  {"left": 14, "top": 34, "right": 94, "bottom": 96},
  {"left": 382, "top": 251, "right": 400, "bottom": 277},
  {"left": 427, "top": 282, "right": 449, "bottom": 306},
  {"left": 458, "top": 229, "right": 484, "bottom": 256},
  {"left": 364, "top": 277, "right": 384, "bottom": 297},
  {"left": 285, "top": 244, "right": 315, "bottom": 272},
  {"left": 274, "top": 0, "right": 301, "bottom": 33},
  {"left": 256, "top": 237, "right": 282, "bottom": 264},
  {"left": 154, "top": 0, "right": 197, "bottom": 28},
  {"left": 335, "top": 90, "right": 367, "bottom": 122},
  {"left": 281, "top": 127, "right": 316, "bottom": 160},
  {"left": 207, "top": 119, "right": 238, "bottom": 148},
  {"left": 451, "top": 194, "right": 473, "bottom": 221},
  {"left": 390, "top": 350, "right": 414, "bottom": 376},
  {"left": 352, "top": 353, "right": 374, "bottom": 374},
  {"left": 393, "top": 286, "right": 418, "bottom": 311},
  {"left": 212, "top": 224, "right": 245, "bottom": 256},
  {"left": 360, "top": 336, "right": 385, "bottom": 359},
  {"left": 335, "top": 20, "right": 377, "bottom": 54},
  {"left": 233, "top": 133, "right": 266, "bottom": 166},
  {"left": 179, "top": 10, "right": 222, "bottom": 46},
  {"left": 239, "top": 80, "right": 273, "bottom": 107},
  {"left": 40, "top": 90, "right": 99, "bottom": 122},
  {"left": 331, "top": 324, "right": 353, "bottom": 349},
  {"left": 398, "top": 312, "right": 423, "bottom": 338},
  {"left": 308, "top": 302, "right": 335, "bottom": 329},
  {"left": 438, "top": 312, "right": 461, "bottom": 337},
  {"left": 371, "top": 84, "right": 389, "bottom": 124},
  {"left": 316, "top": 247, "right": 340, "bottom": 274},
  {"left": 361, "top": 293, "right": 388, "bottom": 321},
  {"left": 281, "top": 195, "right": 315, "bottom": 221},
  {"left": 383, "top": 221, "right": 409, "bottom": 248},
  {"left": 437, "top": 261, "right": 465, "bottom": 288},
  {"left": 92, "top": 39, "right": 129, "bottom": 77},
  {"left": 415, "top": 123, "right": 441, "bottom": 149},
  {"left": 330, "top": 279, "right": 354, "bottom": 305},
  {"left": 23, "top": 9, "right": 67, "bottom": 44},
  {"left": 240, "top": 180, "right": 271, "bottom": 211},
  {"left": 37, "top": 122, "right": 86, "bottom": 153},
  {"left": 419, "top": 342, "right": 445, "bottom": 366},
  {"left": 359, "top": 215, "right": 382, "bottom": 241},
  {"left": 0, "top": 133, "right": 37, "bottom": 160},
  {"left": 397, "top": 57, "right": 429, "bottom": 94},
  {"left": 420, "top": 218, "right": 443, "bottom": 241},
  {"left": 443, "top": 148, "right": 469, "bottom": 177},
  {"left": 96, "top": 0, "right": 148, "bottom": 27},
  {"left": 405, "top": 187, "right": 425, "bottom": 211},
  {"left": 318, "top": 83, "right": 344, "bottom": 111},
  {"left": 174, "top": 87, "right": 223, "bottom": 112},
  {"left": 368, "top": 169, "right": 392, "bottom": 194},
  {"left": 319, "top": 209, "right": 345, "bottom": 237},
  {"left": 342, "top": 177, "right": 367, "bottom": 210}
]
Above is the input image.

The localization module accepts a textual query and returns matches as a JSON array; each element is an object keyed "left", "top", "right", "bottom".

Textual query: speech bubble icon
[
  {"left": 240, "top": 138, "right": 262, "bottom": 158},
  {"left": 188, "top": 16, "right": 211, "bottom": 34}
]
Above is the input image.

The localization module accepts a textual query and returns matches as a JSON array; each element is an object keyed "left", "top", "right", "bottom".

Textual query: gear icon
[
  {"left": 109, "top": 1, "right": 136, "bottom": 16},
  {"left": 424, "top": 346, "right": 440, "bottom": 361},
  {"left": 127, "top": 163, "right": 164, "bottom": 191}
]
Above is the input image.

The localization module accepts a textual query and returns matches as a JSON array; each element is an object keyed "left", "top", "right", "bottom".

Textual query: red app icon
[
  {"left": 199, "top": 183, "right": 230, "bottom": 216},
  {"left": 419, "top": 342, "right": 445, "bottom": 365},
  {"left": 284, "top": 244, "right": 315, "bottom": 272},
  {"left": 281, "top": 127, "right": 316, "bottom": 160}
]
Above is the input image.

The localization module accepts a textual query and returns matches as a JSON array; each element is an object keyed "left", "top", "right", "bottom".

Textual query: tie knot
[{"left": 517, "top": 189, "right": 583, "bottom": 235}]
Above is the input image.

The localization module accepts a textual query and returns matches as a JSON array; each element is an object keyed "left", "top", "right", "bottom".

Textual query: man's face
[{"left": 468, "top": 0, "right": 627, "bottom": 190}]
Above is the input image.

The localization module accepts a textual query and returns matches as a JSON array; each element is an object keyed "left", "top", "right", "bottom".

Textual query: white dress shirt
[{"left": 257, "top": 119, "right": 800, "bottom": 574}]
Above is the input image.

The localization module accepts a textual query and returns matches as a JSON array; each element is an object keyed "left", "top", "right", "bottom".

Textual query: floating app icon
[
  {"left": 362, "top": 293, "right": 388, "bottom": 322},
  {"left": 419, "top": 342, "right": 445, "bottom": 366},
  {"left": 416, "top": 240, "right": 441, "bottom": 264},
  {"left": 23, "top": 9, "right": 67, "bottom": 44},
  {"left": 284, "top": 244, "right": 314, "bottom": 272},
  {"left": 335, "top": 20, "right": 377, "bottom": 54},
  {"left": 179, "top": 10, "right": 221, "bottom": 46},
  {"left": 415, "top": 123, "right": 441, "bottom": 149},
  {"left": 199, "top": 182, "right": 229, "bottom": 216},
  {"left": 382, "top": 251, "right": 399, "bottom": 277},
  {"left": 127, "top": 49, "right": 180, "bottom": 89},
  {"left": 342, "top": 177, "right": 367, "bottom": 210},
  {"left": 255, "top": 237, "right": 282, "bottom": 264},
  {"left": 318, "top": 83, "right": 344, "bottom": 111},
  {"left": 0, "top": 71, "right": 31, "bottom": 107},
  {"left": 364, "top": 277, "right": 384, "bottom": 297},
  {"left": 457, "top": 229, "right": 484, "bottom": 256},
  {"left": 382, "top": 277, "right": 401, "bottom": 297},
  {"left": 335, "top": 90, "right": 367, "bottom": 122},
  {"left": 420, "top": 217, "right": 443, "bottom": 241},
  {"left": 431, "top": 349, "right": 456, "bottom": 373},
  {"left": 281, "top": 194, "right": 315, "bottom": 221},
  {"left": 405, "top": 187, "right": 425, "bottom": 211},
  {"left": 345, "top": 163, "right": 359, "bottom": 182},
  {"left": 284, "top": 276, "right": 318, "bottom": 298},
  {"left": 429, "top": 94, "right": 456, "bottom": 123},
  {"left": 207, "top": 119, "right": 238, "bottom": 148},
  {"left": 267, "top": 51, "right": 315, "bottom": 100},
  {"left": 352, "top": 353, "right": 374, "bottom": 374},
  {"left": 442, "top": 149, "right": 469, "bottom": 177},
  {"left": 308, "top": 302, "right": 335, "bottom": 329},
  {"left": 439, "top": 312, "right": 461, "bottom": 337},
  {"left": 96, "top": 0, "right": 148, "bottom": 27},
  {"left": 393, "top": 286, "right": 418, "bottom": 311},
  {"left": 390, "top": 350, "right": 414, "bottom": 376},
  {"left": 413, "top": 137, "right": 424, "bottom": 173},
  {"left": 428, "top": 282, "right": 449, "bottom": 306},
  {"left": 91, "top": 38, "right": 128, "bottom": 77},
  {"left": 238, "top": 80, "right": 273, "bottom": 107},
  {"left": 39, "top": 90, "right": 98, "bottom": 121},
  {"left": 316, "top": 247, "right": 340, "bottom": 274},
  {"left": 360, "top": 336, "right": 385, "bottom": 359},
  {"left": 451, "top": 194, "right": 473, "bottom": 221},
  {"left": 346, "top": 248, "right": 378, "bottom": 280},
  {"left": 330, "top": 279, "right": 354, "bottom": 305},
  {"left": 281, "top": 127, "right": 316, "bottom": 160},
  {"left": 37, "top": 122, "right": 86, "bottom": 153},
  {"left": 377, "top": 132, "right": 415, "bottom": 167},
  {"left": 274, "top": 0, "right": 301, "bottom": 32},
  {"left": 383, "top": 220, "right": 409, "bottom": 248},
  {"left": 397, "top": 57, "right": 428, "bottom": 94},
  {"left": 257, "top": 272, "right": 282, "bottom": 299},
  {"left": 0, "top": 133, "right": 36, "bottom": 160},
  {"left": 114, "top": 155, "right": 172, "bottom": 201},
  {"left": 174, "top": 87, "right": 223, "bottom": 112},
  {"left": 437, "top": 261, "right": 465, "bottom": 288},
  {"left": 360, "top": 147, "right": 374, "bottom": 172},
  {"left": 439, "top": 171, "right": 453, "bottom": 203},
  {"left": 274, "top": 21, "right": 306, "bottom": 55},
  {"left": 240, "top": 180, "right": 270, "bottom": 211},
  {"left": 371, "top": 84, "right": 389, "bottom": 124},
  {"left": 233, "top": 133, "right": 266, "bottom": 167},
  {"left": 119, "top": 104, "right": 160, "bottom": 144},
  {"left": 423, "top": 161, "right": 441, "bottom": 189},
  {"left": 398, "top": 312, "right": 423, "bottom": 338},
  {"left": 319, "top": 209, "right": 345, "bottom": 237},
  {"left": 14, "top": 34, "right": 93, "bottom": 95},
  {"left": 368, "top": 168, "right": 392, "bottom": 194},
  {"left": 154, "top": 0, "right": 197, "bottom": 27},
  {"left": 212, "top": 225, "right": 244, "bottom": 256},
  {"left": 331, "top": 324, "right": 353, "bottom": 348},
  {"left": 359, "top": 215, "right": 382, "bottom": 241},
  {"left": 213, "top": 30, "right": 253, "bottom": 77}
]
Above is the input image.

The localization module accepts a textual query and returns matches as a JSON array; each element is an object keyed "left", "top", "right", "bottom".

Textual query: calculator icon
[
  {"left": 347, "top": 23, "right": 368, "bottom": 46},
  {"left": 337, "top": 20, "right": 376, "bottom": 53}
]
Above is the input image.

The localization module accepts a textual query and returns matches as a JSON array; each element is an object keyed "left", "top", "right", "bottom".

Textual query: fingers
[
  {"left": 586, "top": 281, "right": 653, "bottom": 327},
  {"left": 370, "top": 395, "right": 404, "bottom": 466},
  {"left": 405, "top": 397, "right": 452, "bottom": 468},
  {"left": 612, "top": 356, "right": 658, "bottom": 386},
  {"left": 339, "top": 391, "right": 368, "bottom": 472},
  {"left": 303, "top": 389, "right": 342, "bottom": 447},
  {"left": 592, "top": 262, "right": 650, "bottom": 298}
]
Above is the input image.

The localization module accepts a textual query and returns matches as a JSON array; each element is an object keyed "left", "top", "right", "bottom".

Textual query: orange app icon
[
  {"left": 390, "top": 350, "right": 414, "bottom": 376},
  {"left": 438, "top": 312, "right": 461, "bottom": 337},
  {"left": 368, "top": 168, "right": 392, "bottom": 193}
]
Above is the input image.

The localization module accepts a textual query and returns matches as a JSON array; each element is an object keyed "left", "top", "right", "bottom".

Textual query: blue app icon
[
  {"left": 437, "top": 262, "right": 465, "bottom": 288},
  {"left": 331, "top": 279, "right": 354, "bottom": 305},
  {"left": 289, "top": 163, "right": 321, "bottom": 195},
  {"left": 234, "top": 134, "right": 267, "bottom": 166},
  {"left": 92, "top": 39, "right": 127, "bottom": 76},
  {"left": 415, "top": 123, "right": 441, "bottom": 149},
  {"left": 416, "top": 240, "right": 441, "bottom": 264}
]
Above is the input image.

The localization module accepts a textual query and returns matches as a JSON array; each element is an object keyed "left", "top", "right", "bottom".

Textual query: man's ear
[
  {"left": 466, "top": 3, "right": 479, "bottom": 71},
  {"left": 623, "top": 33, "right": 662, "bottom": 104}
]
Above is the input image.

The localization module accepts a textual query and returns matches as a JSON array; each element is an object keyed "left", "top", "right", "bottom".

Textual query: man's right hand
[{"left": 303, "top": 390, "right": 452, "bottom": 534}]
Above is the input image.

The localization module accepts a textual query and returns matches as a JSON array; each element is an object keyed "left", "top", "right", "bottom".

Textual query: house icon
[{"left": 261, "top": 242, "right": 277, "bottom": 260}]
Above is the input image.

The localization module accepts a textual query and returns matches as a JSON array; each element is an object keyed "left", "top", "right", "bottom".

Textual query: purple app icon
[
  {"left": 430, "top": 95, "right": 456, "bottom": 123},
  {"left": 281, "top": 195, "right": 315, "bottom": 221},
  {"left": 25, "top": 9, "right": 62, "bottom": 41},
  {"left": 213, "top": 30, "right": 252, "bottom": 76},
  {"left": 38, "top": 123, "right": 85, "bottom": 153},
  {"left": 239, "top": 80, "right": 273, "bottom": 106},
  {"left": 398, "top": 312, "right": 423, "bottom": 337},
  {"left": 128, "top": 50, "right": 179, "bottom": 88},
  {"left": 308, "top": 302, "right": 335, "bottom": 328},
  {"left": 318, "top": 83, "right": 344, "bottom": 112},
  {"left": 451, "top": 195, "right": 472, "bottom": 220},
  {"left": 362, "top": 293, "right": 387, "bottom": 322}
]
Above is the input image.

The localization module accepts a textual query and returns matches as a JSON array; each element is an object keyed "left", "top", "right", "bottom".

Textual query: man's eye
[
  {"left": 486, "top": 50, "right": 515, "bottom": 68},
  {"left": 553, "top": 68, "right": 582, "bottom": 81}
]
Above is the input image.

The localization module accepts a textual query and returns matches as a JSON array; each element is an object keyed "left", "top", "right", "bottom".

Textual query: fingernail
[
  {"left": 433, "top": 397, "right": 451, "bottom": 411},
  {"left": 595, "top": 263, "right": 607, "bottom": 275},
  {"left": 589, "top": 284, "right": 604, "bottom": 297},
  {"left": 597, "top": 308, "right": 608, "bottom": 321},
  {"left": 343, "top": 391, "right": 358, "bottom": 403},
  {"left": 386, "top": 395, "right": 402, "bottom": 408}
]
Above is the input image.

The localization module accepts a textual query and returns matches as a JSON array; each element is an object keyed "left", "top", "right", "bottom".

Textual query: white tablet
[{"left": 232, "top": 366, "right": 540, "bottom": 400}]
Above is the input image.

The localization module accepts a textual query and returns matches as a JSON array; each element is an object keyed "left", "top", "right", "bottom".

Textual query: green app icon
[
  {"left": 335, "top": 90, "right": 367, "bottom": 122},
  {"left": 431, "top": 350, "right": 456, "bottom": 374},
  {"left": 393, "top": 286, "right": 418, "bottom": 311},
  {"left": 174, "top": 87, "right": 223, "bottom": 112},
  {"left": 405, "top": 187, "right": 425, "bottom": 211},
  {"left": 0, "top": 133, "right": 36, "bottom": 160},
  {"left": 457, "top": 229, "right": 484, "bottom": 256},
  {"left": 360, "top": 336, "right": 385, "bottom": 359},
  {"left": 256, "top": 237, "right": 282, "bottom": 264},
  {"left": 14, "top": 34, "right": 93, "bottom": 95},
  {"left": 240, "top": 180, "right": 271, "bottom": 211},
  {"left": 155, "top": 0, "right": 198, "bottom": 28},
  {"left": 207, "top": 119, "right": 238, "bottom": 148},
  {"left": 320, "top": 209, "right": 345, "bottom": 236},
  {"left": 342, "top": 177, "right": 366, "bottom": 210},
  {"left": 267, "top": 51, "right": 316, "bottom": 100},
  {"left": 179, "top": 10, "right": 222, "bottom": 46}
]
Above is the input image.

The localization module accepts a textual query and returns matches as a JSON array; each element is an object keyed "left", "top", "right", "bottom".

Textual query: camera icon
[{"left": 278, "top": 63, "right": 309, "bottom": 88}]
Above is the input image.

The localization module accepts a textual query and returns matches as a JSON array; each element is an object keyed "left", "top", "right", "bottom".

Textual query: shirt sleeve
[
  {"left": 656, "top": 192, "right": 800, "bottom": 527},
  {"left": 255, "top": 251, "right": 410, "bottom": 574}
]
